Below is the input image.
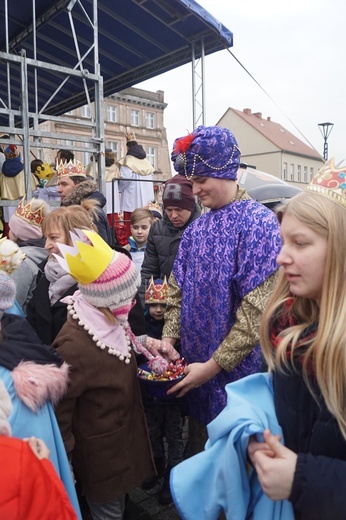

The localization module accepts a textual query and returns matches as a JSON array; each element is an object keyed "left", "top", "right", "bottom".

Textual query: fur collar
[
  {"left": 61, "top": 179, "right": 98, "bottom": 206},
  {"left": 11, "top": 361, "right": 69, "bottom": 412}
]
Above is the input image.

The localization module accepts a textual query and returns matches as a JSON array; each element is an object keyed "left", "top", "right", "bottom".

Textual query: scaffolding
[
  {"left": 0, "top": 0, "right": 233, "bottom": 213},
  {"left": 0, "top": 0, "right": 105, "bottom": 208}
]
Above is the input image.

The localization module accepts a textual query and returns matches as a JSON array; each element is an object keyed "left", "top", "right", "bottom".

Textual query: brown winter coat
[{"left": 53, "top": 316, "right": 155, "bottom": 503}]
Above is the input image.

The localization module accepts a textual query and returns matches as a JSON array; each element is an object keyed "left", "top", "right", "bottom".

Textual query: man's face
[
  {"left": 164, "top": 206, "right": 192, "bottom": 228},
  {"left": 57, "top": 176, "right": 75, "bottom": 200}
]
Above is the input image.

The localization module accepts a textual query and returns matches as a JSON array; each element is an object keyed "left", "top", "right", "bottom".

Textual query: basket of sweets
[{"left": 137, "top": 358, "right": 186, "bottom": 399}]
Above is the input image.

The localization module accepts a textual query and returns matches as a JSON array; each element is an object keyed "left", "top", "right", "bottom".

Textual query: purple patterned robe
[{"left": 173, "top": 197, "right": 281, "bottom": 424}]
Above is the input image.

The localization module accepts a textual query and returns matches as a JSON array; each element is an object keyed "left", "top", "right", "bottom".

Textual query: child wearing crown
[
  {"left": 141, "top": 277, "right": 184, "bottom": 506},
  {"left": 52, "top": 230, "right": 179, "bottom": 519}
]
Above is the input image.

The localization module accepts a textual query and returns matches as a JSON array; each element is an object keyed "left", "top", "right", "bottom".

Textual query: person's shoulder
[{"left": 236, "top": 196, "right": 278, "bottom": 222}]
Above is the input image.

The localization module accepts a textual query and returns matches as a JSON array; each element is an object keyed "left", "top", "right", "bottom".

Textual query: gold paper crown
[
  {"left": 54, "top": 229, "right": 114, "bottom": 285},
  {"left": 56, "top": 159, "right": 86, "bottom": 179},
  {"left": 125, "top": 132, "right": 136, "bottom": 143},
  {"left": 145, "top": 200, "right": 162, "bottom": 217},
  {"left": 145, "top": 276, "right": 168, "bottom": 304},
  {"left": 14, "top": 197, "right": 45, "bottom": 227},
  {"left": 306, "top": 159, "right": 346, "bottom": 209}
]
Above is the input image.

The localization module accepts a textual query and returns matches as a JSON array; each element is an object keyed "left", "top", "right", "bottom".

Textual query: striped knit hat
[
  {"left": 79, "top": 250, "right": 140, "bottom": 321},
  {"left": 55, "top": 230, "right": 140, "bottom": 321}
]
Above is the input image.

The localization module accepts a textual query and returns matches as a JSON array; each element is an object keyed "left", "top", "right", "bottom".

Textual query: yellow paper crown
[
  {"left": 56, "top": 159, "right": 86, "bottom": 179},
  {"left": 54, "top": 229, "right": 114, "bottom": 285},
  {"left": 15, "top": 197, "right": 45, "bottom": 227},
  {"left": 35, "top": 162, "right": 54, "bottom": 181}
]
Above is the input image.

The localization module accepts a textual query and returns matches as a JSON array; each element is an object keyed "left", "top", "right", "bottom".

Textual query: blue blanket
[{"left": 171, "top": 372, "right": 294, "bottom": 520}]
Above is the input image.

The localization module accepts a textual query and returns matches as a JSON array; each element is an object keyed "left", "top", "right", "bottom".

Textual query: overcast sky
[{"left": 137, "top": 0, "right": 346, "bottom": 165}]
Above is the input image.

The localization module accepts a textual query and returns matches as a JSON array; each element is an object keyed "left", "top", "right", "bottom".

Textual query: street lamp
[{"left": 318, "top": 122, "right": 334, "bottom": 160}]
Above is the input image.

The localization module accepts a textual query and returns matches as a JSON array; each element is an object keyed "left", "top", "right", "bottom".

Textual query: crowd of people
[{"left": 0, "top": 126, "right": 344, "bottom": 520}]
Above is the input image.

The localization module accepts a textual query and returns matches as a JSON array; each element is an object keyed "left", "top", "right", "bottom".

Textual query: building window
[
  {"left": 146, "top": 146, "right": 156, "bottom": 168},
  {"left": 282, "top": 162, "right": 287, "bottom": 180},
  {"left": 81, "top": 105, "right": 91, "bottom": 118},
  {"left": 146, "top": 112, "right": 155, "bottom": 129},
  {"left": 107, "top": 105, "right": 117, "bottom": 123},
  {"left": 289, "top": 164, "right": 294, "bottom": 181},
  {"left": 106, "top": 141, "right": 118, "bottom": 156},
  {"left": 60, "top": 139, "right": 73, "bottom": 148},
  {"left": 131, "top": 109, "right": 140, "bottom": 126},
  {"left": 310, "top": 167, "right": 314, "bottom": 181},
  {"left": 296, "top": 165, "right": 301, "bottom": 182},
  {"left": 303, "top": 166, "right": 308, "bottom": 183}
]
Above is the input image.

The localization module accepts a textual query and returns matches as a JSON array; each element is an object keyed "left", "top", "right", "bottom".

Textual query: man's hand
[{"left": 167, "top": 357, "right": 222, "bottom": 397}]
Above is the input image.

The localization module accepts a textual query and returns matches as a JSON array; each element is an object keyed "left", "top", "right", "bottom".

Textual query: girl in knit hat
[{"left": 53, "top": 229, "right": 179, "bottom": 520}]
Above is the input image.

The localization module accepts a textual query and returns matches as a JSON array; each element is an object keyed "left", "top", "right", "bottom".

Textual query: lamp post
[{"left": 318, "top": 122, "right": 334, "bottom": 160}]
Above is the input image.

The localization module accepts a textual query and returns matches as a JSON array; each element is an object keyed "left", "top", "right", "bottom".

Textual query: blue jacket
[{"left": 170, "top": 373, "right": 294, "bottom": 520}]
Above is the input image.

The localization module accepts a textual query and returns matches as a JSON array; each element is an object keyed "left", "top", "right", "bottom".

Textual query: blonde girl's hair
[
  {"left": 130, "top": 207, "right": 154, "bottom": 226},
  {"left": 260, "top": 191, "right": 346, "bottom": 439},
  {"left": 42, "top": 199, "right": 98, "bottom": 246}
]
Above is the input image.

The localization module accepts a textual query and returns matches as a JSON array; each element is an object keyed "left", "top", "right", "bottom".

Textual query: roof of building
[
  {"left": 230, "top": 108, "right": 322, "bottom": 160},
  {"left": 0, "top": 0, "right": 233, "bottom": 124}
]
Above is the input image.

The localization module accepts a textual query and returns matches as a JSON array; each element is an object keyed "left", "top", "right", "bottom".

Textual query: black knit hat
[{"left": 163, "top": 175, "right": 195, "bottom": 211}]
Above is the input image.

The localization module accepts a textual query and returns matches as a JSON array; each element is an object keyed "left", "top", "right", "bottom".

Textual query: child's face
[
  {"left": 149, "top": 303, "right": 166, "bottom": 320},
  {"left": 131, "top": 217, "right": 151, "bottom": 246}
]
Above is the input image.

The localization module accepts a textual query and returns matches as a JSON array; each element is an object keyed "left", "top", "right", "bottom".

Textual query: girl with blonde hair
[{"left": 248, "top": 160, "right": 346, "bottom": 519}]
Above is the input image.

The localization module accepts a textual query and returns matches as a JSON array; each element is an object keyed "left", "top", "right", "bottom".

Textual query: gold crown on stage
[
  {"left": 306, "top": 159, "right": 346, "bottom": 209},
  {"left": 145, "top": 276, "right": 168, "bottom": 304},
  {"left": 56, "top": 159, "right": 86, "bottom": 179},
  {"left": 125, "top": 132, "right": 137, "bottom": 143},
  {"left": 54, "top": 229, "right": 114, "bottom": 285},
  {"left": 14, "top": 197, "right": 45, "bottom": 227}
]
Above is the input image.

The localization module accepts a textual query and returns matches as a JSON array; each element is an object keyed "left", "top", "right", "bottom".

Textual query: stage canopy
[{"left": 0, "top": 0, "right": 233, "bottom": 122}]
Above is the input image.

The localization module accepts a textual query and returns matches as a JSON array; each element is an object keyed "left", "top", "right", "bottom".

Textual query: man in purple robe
[{"left": 162, "top": 125, "right": 281, "bottom": 454}]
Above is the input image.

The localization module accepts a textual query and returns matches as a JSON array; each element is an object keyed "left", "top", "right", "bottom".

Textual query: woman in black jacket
[{"left": 248, "top": 161, "right": 346, "bottom": 520}]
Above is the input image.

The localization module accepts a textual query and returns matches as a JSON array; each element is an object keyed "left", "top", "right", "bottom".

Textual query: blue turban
[{"left": 171, "top": 125, "right": 241, "bottom": 180}]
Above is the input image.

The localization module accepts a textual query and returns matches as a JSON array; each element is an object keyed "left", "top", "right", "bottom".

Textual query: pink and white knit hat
[
  {"left": 79, "top": 250, "right": 140, "bottom": 321},
  {"left": 55, "top": 230, "right": 140, "bottom": 321}
]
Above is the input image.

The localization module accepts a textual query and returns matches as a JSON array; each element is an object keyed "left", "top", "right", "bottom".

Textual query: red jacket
[{"left": 0, "top": 437, "right": 77, "bottom": 520}]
